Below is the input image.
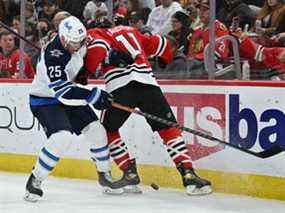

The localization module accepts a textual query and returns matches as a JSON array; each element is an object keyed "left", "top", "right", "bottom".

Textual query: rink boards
[{"left": 0, "top": 79, "right": 285, "bottom": 200}]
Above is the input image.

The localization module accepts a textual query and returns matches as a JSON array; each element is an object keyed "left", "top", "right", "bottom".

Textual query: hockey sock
[
  {"left": 82, "top": 121, "right": 111, "bottom": 172},
  {"left": 107, "top": 131, "right": 131, "bottom": 171},
  {"left": 33, "top": 131, "right": 73, "bottom": 181},
  {"left": 158, "top": 127, "right": 193, "bottom": 169}
]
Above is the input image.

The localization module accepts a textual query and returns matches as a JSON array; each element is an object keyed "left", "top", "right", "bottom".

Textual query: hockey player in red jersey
[{"left": 83, "top": 23, "right": 212, "bottom": 196}]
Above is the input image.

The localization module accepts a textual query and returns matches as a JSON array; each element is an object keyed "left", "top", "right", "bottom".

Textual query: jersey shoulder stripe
[{"left": 88, "top": 39, "right": 111, "bottom": 51}]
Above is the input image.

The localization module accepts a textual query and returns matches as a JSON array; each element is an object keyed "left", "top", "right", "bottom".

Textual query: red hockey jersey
[
  {"left": 187, "top": 20, "right": 230, "bottom": 60},
  {"left": 0, "top": 49, "right": 35, "bottom": 78},
  {"left": 85, "top": 26, "right": 173, "bottom": 92}
]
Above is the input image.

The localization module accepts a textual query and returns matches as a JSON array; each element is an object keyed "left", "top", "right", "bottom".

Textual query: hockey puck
[{"left": 150, "top": 183, "right": 159, "bottom": 190}]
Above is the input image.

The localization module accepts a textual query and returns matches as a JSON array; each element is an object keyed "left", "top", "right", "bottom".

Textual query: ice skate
[
  {"left": 121, "top": 159, "right": 142, "bottom": 194},
  {"left": 177, "top": 164, "right": 212, "bottom": 196},
  {"left": 24, "top": 173, "right": 43, "bottom": 202},
  {"left": 98, "top": 171, "right": 125, "bottom": 195}
]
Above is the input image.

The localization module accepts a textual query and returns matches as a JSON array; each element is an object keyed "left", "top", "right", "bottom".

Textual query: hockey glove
[
  {"left": 87, "top": 87, "right": 114, "bottom": 110},
  {"left": 107, "top": 49, "right": 134, "bottom": 67},
  {"left": 75, "top": 67, "right": 89, "bottom": 85},
  {"left": 157, "top": 57, "right": 167, "bottom": 69}
]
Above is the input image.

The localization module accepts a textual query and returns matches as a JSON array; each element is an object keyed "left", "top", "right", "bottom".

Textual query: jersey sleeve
[
  {"left": 84, "top": 37, "right": 110, "bottom": 74},
  {"left": 142, "top": 34, "right": 173, "bottom": 64}
]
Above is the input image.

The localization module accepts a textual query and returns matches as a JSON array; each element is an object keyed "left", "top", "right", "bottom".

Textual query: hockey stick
[
  {"left": 111, "top": 102, "right": 283, "bottom": 159},
  {"left": 0, "top": 21, "right": 41, "bottom": 51}
]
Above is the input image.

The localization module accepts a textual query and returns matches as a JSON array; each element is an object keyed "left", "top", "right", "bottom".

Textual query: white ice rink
[{"left": 0, "top": 172, "right": 285, "bottom": 213}]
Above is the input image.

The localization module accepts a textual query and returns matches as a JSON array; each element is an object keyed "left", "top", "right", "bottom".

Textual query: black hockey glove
[
  {"left": 157, "top": 57, "right": 167, "bottom": 69},
  {"left": 107, "top": 49, "right": 134, "bottom": 67},
  {"left": 87, "top": 87, "right": 114, "bottom": 110},
  {"left": 75, "top": 67, "right": 89, "bottom": 85}
]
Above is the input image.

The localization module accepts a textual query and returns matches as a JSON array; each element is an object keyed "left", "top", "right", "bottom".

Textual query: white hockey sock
[
  {"left": 82, "top": 121, "right": 111, "bottom": 173},
  {"left": 33, "top": 131, "right": 73, "bottom": 181}
]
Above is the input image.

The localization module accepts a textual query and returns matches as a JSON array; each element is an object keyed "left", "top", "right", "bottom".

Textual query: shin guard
[
  {"left": 159, "top": 127, "right": 192, "bottom": 169},
  {"left": 107, "top": 131, "right": 131, "bottom": 171}
]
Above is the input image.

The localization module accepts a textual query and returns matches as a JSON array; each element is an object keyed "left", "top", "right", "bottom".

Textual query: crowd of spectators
[{"left": 0, "top": 0, "right": 285, "bottom": 80}]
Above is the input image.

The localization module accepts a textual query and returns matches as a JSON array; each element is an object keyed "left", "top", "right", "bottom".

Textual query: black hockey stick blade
[
  {"left": 111, "top": 102, "right": 284, "bottom": 159},
  {"left": 253, "top": 145, "right": 284, "bottom": 159}
]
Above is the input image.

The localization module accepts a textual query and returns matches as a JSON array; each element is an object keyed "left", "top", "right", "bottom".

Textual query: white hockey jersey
[{"left": 29, "top": 35, "right": 95, "bottom": 107}]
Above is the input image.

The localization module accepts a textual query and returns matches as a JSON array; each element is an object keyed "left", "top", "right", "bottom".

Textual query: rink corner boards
[{"left": 0, "top": 153, "right": 284, "bottom": 201}]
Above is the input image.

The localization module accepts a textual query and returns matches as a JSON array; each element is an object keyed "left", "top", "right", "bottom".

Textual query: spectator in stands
[
  {"left": 164, "top": 11, "right": 191, "bottom": 73},
  {"left": 185, "top": 1, "right": 202, "bottom": 31},
  {"left": 188, "top": 0, "right": 230, "bottom": 60},
  {"left": 26, "top": 2, "right": 35, "bottom": 23},
  {"left": 217, "top": 0, "right": 256, "bottom": 30},
  {"left": 83, "top": 0, "right": 108, "bottom": 23},
  {"left": 168, "top": 11, "right": 191, "bottom": 56},
  {"left": 11, "top": 15, "right": 20, "bottom": 33},
  {"left": 138, "top": 0, "right": 156, "bottom": 9},
  {"left": 2, "top": 0, "right": 20, "bottom": 25},
  {"left": 57, "top": 0, "right": 88, "bottom": 20},
  {"left": 39, "top": 0, "right": 60, "bottom": 22},
  {"left": 113, "top": 3, "right": 128, "bottom": 26},
  {"left": 122, "top": 0, "right": 141, "bottom": 25},
  {"left": 0, "top": 30, "right": 34, "bottom": 79},
  {"left": 0, "top": 0, "right": 7, "bottom": 23},
  {"left": 186, "top": 0, "right": 230, "bottom": 78},
  {"left": 37, "top": 18, "right": 51, "bottom": 45},
  {"left": 128, "top": 10, "right": 152, "bottom": 35},
  {"left": 146, "top": 0, "right": 183, "bottom": 35},
  {"left": 254, "top": 0, "right": 285, "bottom": 37},
  {"left": 37, "top": 18, "right": 51, "bottom": 38},
  {"left": 127, "top": 0, "right": 141, "bottom": 13}
]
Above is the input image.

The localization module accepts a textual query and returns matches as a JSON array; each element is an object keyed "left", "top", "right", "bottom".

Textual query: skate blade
[
  {"left": 186, "top": 185, "right": 212, "bottom": 196},
  {"left": 102, "top": 187, "right": 124, "bottom": 195},
  {"left": 23, "top": 191, "right": 41, "bottom": 202},
  {"left": 123, "top": 185, "right": 142, "bottom": 194}
]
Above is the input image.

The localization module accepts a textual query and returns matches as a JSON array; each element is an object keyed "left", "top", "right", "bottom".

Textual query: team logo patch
[
  {"left": 50, "top": 49, "right": 63, "bottom": 58},
  {"left": 64, "top": 21, "right": 72, "bottom": 31}
]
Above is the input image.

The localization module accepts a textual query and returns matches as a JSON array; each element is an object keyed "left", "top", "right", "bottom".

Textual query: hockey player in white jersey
[{"left": 24, "top": 16, "right": 126, "bottom": 202}]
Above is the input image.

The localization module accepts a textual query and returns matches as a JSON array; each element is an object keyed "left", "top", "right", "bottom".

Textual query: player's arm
[
  {"left": 46, "top": 57, "right": 111, "bottom": 110},
  {"left": 143, "top": 34, "right": 173, "bottom": 67},
  {"left": 75, "top": 38, "right": 110, "bottom": 86},
  {"left": 85, "top": 39, "right": 109, "bottom": 73}
]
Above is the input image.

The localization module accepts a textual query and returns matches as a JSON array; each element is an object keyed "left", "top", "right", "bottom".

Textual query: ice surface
[{"left": 0, "top": 172, "right": 284, "bottom": 213}]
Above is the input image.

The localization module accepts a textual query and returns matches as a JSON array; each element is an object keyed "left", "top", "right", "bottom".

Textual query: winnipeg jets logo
[
  {"left": 50, "top": 49, "right": 63, "bottom": 58},
  {"left": 64, "top": 21, "right": 72, "bottom": 31}
]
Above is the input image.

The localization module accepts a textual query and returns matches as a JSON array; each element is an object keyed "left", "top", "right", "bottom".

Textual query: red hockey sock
[
  {"left": 159, "top": 127, "right": 193, "bottom": 169},
  {"left": 107, "top": 131, "right": 131, "bottom": 171}
]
